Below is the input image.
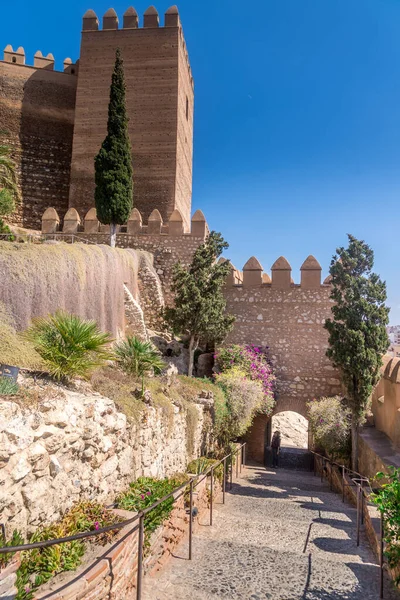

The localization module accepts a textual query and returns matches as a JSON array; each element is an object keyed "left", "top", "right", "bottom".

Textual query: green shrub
[
  {"left": 15, "top": 501, "right": 121, "bottom": 600},
  {"left": 24, "top": 312, "right": 112, "bottom": 381},
  {"left": 114, "top": 336, "right": 165, "bottom": 395},
  {"left": 307, "top": 396, "right": 351, "bottom": 460},
  {"left": 0, "top": 530, "right": 24, "bottom": 569},
  {"left": 371, "top": 467, "right": 400, "bottom": 585},
  {"left": 0, "top": 376, "right": 19, "bottom": 396},
  {"left": 116, "top": 476, "right": 187, "bottom": 550},
  {"left": 215, "top": 367, "right": 264, "bottom": 439},
  {"left": 187, "top": 457, "right": 224, "bottom": 483}
]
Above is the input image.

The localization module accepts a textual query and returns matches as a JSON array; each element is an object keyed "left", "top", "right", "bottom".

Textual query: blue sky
[{"left": 2, "top": 0, "right": 400, "bottom": 322}]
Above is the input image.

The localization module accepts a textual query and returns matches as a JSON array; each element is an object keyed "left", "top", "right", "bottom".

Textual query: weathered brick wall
[
  {"left": 0, "top": 553, "right": 20, "bottom": 600},
  {"left": 224, "top": 284, "right": 342, "bottom": 419},
  {"left": 175, "top": 30, "right": 194, "bottom": 231},
  {"left": 69, "top": 9, "right": 194, "bottom": 230},
  {"left": 0, "top": 62, "right": 77, "bottom": 229}
]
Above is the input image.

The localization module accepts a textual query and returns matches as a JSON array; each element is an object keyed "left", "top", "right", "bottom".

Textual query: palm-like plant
[
  {"left": 25, "top": 312, "right": 113, "bottom": 381},
  {"left": 115, "top": 337, "right": 165, "bottom": 395},
  {"left": 0, "top": 143, "right": 19, "bottom": 202}
]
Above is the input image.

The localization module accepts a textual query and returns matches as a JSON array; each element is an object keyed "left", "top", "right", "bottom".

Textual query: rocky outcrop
[{"left": 0, "top": 387, "right": 209, "bottom": 537}]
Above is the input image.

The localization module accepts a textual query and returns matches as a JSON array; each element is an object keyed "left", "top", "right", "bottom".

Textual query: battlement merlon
[
  {"left": 225, "top": 255, "right": 331, "bottom": 289},
  {"left": 2, "top": 45, "right": 77, "bottom": 74},
  {"left": 82, "top": 6, "right": 193, "bottom": 88},
  {"left": 41, "top": 207, "right": 209, "bottom": 239}
]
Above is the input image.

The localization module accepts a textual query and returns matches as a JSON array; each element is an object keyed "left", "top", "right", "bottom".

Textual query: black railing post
[
  {"left": 210, "top": 467, "right": 214, "bottom": 526},
  {"left": 380, "top": 511, "right": 384, "bottom": 599},
  {"left": 342, "top": 466, "right": 345, "bottom": 503},
  {"left": 356, "top": 484, "right": 361, "bottom": 547},
  {"left": 136, "top": 513, "right": 145, "bottom": 600},
  {"left": 321, "top": 458, "right": 323, "bottom": 483},
  {"left": 236, "top": 449, "right": 239, "bottom": 479},
  {"left": 240, "top": 446, "right": 242, "bottom": 474},
  {"left": 361, "top": 481, "right": 364, "bottom": 525},
  {"left": 230, "top": 455, "right": 233, "bottom": 490},
  {"left": 189, "top": 479, "right": 193, "bottom": 560},
  {"left": 222, "top": 458, "right": 226, "bottom": 505}
]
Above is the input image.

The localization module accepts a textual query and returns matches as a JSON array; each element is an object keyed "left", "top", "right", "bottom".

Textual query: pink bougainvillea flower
[
  {"left": 94, "top": 521, "right": 100, "bottom": 530},
  {"left": 141, "top": 494, "right": 145, "bottom": 500}
]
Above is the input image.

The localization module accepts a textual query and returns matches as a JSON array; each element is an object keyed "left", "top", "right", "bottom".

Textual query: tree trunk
[
  {"left": 351, "top": 417, "right": 359, "bottom": 473},
  {"left": 110, "top": 223, "right": 117, "bottom": 248},
  {"left": 188, "top": 335, "right": 196, "bottom": 377}
]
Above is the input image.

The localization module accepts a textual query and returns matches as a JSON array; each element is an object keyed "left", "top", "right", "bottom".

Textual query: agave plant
[
  {"left": 25, "top": 312, "right": 113, "bottom": 381},
  {"left": 115, "top": 336, "right": 165, "bottom": 395}
]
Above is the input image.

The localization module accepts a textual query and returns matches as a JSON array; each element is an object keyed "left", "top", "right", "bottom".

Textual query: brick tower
[{"left": 69, "top": 6, "right": 194, "bottom": 230}]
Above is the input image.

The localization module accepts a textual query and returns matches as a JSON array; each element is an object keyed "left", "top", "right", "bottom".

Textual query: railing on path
[
  {"left": 0, "top": 443, "right": 246, "bottom": 600},
  {"left": 310, "top": 451, "right": 386, "bottom": 599}
]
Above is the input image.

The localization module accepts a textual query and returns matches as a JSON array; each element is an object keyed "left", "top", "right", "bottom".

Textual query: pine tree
[
  {"left": 324, "top": 234, "right": 390, "bottom": 470},
  {"left": 94, "top": 48, "right": 133, "bottom": 247},
  {"left": 163, "top": 231, "right": 235, "bottom": 376}
]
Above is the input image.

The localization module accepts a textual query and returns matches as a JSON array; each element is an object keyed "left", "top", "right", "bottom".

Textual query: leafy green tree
[
  {"left": 324, "top": 235, "right": 390, "bottom": 470},
  {"left": 163, "top": 231, "right": 235, "bottom": 376},
  {"left": 94, "top": 49, "right": 133, "bottom": 247},
  {"left": 25, "top": 312, "right": 112, "bottom": 381},
  {"left": 307, "top": 396, "right": 351, "bottom": 460},
  {"left": 115, "top": 336, "right": 165, "bottom": 395}
]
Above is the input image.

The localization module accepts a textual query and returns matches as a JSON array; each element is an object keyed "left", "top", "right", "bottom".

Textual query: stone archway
[{"left": 245, "top": 408, "right": 311, "bottom": 464}]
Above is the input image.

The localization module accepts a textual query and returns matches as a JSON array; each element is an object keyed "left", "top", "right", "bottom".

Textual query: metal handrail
[
  {"left": 310, "top": 450, "right": 385, "bottom": 598},
  {"left": 0, "top": 442, "right": 246, "bottom": 600}
]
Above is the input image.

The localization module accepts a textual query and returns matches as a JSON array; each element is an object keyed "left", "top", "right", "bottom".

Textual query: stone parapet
[{"left": 371, "top": 356, "right": 400, "bottom": 449}]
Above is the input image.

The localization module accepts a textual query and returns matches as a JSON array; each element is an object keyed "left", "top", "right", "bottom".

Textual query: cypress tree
[
  {"left": 94, "top": 48, "right": 133, "bottom": 247},
  {"left": 324, "top": 234, "right": 390, "bottom": 470}
]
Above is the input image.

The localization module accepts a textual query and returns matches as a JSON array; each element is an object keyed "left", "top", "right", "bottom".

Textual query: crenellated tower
[{"left": 69, "top": 6, "right": 194, "bottom": 231}]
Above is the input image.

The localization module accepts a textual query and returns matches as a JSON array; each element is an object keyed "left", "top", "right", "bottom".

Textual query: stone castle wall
[
  {"left": 0, "top": 6, "right": 194, "bottom": 232},
  {"left": 69, "top": 7, "right": 194, "bottom": 230},
  {"left": 224, "top": 255, "right": 342, "bottom": 422},
  {"left": 0, "top": 387, "right": 208, "bottom": 537},
  {"left": 0, "top": 61, "right": 77, "bottom": 229}
]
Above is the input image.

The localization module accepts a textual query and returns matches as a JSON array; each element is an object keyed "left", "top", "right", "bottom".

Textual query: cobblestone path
[{"left": 142, "top": 464, "right": 400, "bottom": 600}]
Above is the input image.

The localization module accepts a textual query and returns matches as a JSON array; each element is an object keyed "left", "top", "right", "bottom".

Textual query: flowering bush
[
  {"left": 307, "top": 396, "right": 351, "bottom": 459},
  {"left": 116, "top": 475, "right": 188, "bottom": 549},
  {"left": 214, "top": 367, "right": 264, "bottom": 439},
  {"left": 215, "top": 344, "right": 275, "bottom": 415}
]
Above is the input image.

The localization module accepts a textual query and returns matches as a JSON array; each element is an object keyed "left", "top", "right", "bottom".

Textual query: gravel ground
[{"left": 142, "top": 464, "right": 400, "bottom": 600}]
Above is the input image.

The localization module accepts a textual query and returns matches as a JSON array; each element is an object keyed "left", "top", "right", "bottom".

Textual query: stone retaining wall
[{"left": 0, "top": 388, "right": 209, "bottom": 537}]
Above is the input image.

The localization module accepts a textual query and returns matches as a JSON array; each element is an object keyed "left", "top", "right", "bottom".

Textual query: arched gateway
[{"left": 223, "top": 255, "right": 343, "bottom": 465}]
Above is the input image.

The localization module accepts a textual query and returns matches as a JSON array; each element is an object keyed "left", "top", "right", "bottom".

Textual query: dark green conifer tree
[
  {"left": 94, "top": 48, "right": 133, "bottom": 247},
  {"left": 324, "top": 235, "right": 390, "bottom": 470}
]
